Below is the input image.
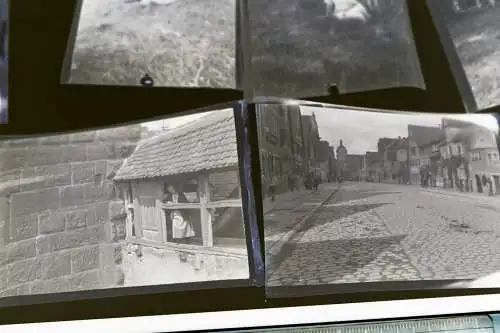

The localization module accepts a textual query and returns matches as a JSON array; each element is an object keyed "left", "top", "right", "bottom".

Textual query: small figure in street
[
  {"left": 288, "top": 174, "right": 295, "bottom": 192},
  {"left": 487, "top": 177, "right": 494, "bottom": 196},
  {"left": 269, "top": 175, "right": 279, "bottom": 202},
  {"left": 312, "top": 173, "right": 320, "bottom": 192}
]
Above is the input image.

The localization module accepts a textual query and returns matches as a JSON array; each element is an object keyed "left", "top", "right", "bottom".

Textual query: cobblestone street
[{"left": 267, "top": 181, "right": 500, "bottom": 287}]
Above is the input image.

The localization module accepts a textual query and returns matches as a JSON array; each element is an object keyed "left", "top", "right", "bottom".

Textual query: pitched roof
[
  {"left": 114, "top": 110, "right": 238, "bottom": 181},
  {"left": 408, "top": 125, "right": 444, "bottom": 147},
  {"left": 469, "top": 127, "right": 498, "bottom": 150},
  {"left": 441, "top": 118, "right": 473, "bottom": 129},
  {"left": 386, "top": 137, "right": 408, "bottom": 150}
]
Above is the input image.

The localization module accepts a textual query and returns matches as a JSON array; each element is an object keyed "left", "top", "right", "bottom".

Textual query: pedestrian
[
  {"left": 288, "top": 174, "right": 295, "bottom": 192},
  {"left": 270, "top": 175, "right": 279, "bottom": 202},
  {"left": 488, "top": 178, "right": 494, "bottom": 196}
]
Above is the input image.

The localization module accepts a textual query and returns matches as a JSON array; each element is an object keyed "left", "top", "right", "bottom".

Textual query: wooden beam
[
  {"left": 206, "top": 199, "right": 242, "bottom": 209},
  {"left": 123, "top": 182, "right": 133, "bottom": 240},
  {"left": 198, "top": 173, "right": 213, "bottom": 247},
  {"left": 132, "top": 181, "right": 142, "bottom": 238}
]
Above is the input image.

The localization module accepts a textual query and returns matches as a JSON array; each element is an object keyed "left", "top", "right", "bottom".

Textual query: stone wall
[
  {"left": 122, "top": 244, "right": 249, "bottom": 286},
  {"left": 0, "top": 126, "right": 141, "bottom": 297}
]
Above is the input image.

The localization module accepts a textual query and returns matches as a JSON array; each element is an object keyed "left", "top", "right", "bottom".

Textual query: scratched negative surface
[
  {"left": 432, "top": 0, "right": 500, "bottom": 110},
  {"left": 63, "top": 0, "right": 237, "bottom": 88},
  {"left": 248, "top": 0, "right": 425, "bottom": 98}
]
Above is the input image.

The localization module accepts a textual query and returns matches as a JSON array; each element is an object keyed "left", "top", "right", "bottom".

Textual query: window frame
[{"left": 124, "top": 171, "right": 246, "bottom": 252}]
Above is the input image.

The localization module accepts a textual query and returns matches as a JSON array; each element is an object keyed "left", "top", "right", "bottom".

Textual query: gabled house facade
[
  {"left": 301, "top": 113, "right": 320, "bottom": 176},
  {"left": 408, "top": 124, "right": 444, "bottom": 185},
  {"left": 468, "top": 124, "right": 500, "bottom": 195},
  {"left": 257, "top": 104, "right": 305, "bottom": 193}
]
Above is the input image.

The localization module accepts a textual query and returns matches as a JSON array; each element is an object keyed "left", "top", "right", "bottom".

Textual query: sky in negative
[{"left": 301, "top": 106, "right": 499, "bottom": 155}]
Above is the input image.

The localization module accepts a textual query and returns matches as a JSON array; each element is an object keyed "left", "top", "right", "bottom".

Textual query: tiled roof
[
  {"left": 386, "top": 137, "right": 409, "bottom": 150},
  {"left": 408, "top": 125, "right": 444, "bottom": 147},
  {"left": 114, "top": 110, "right": 238, "bottom": 181},
  {"left": 469, "top": 127, "right": 498, "bottom": 150},
  {"left": 441, "top": 118, "right": 473, "bottom": 129}
]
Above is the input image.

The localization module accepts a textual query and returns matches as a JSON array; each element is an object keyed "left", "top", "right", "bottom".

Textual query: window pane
[
  {"left": 164, "top": 208, "right": 203, "bottom": 246},
  {"left": 208, "top": 169, "right": 241, "bottom": 201},
  {"left": 212, "top": 207, "right": 246, "bottom": 247},
  {"left": 163, "top": 177, "right": 200, "bottom": 203}
]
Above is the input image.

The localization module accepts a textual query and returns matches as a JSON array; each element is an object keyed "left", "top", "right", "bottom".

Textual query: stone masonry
[{"left": 0, "top": 125, "right": 141, "bottom": 297}]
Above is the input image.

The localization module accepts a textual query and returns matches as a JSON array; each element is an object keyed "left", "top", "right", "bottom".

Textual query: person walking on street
[
  {"left": 487, "top": 177, "right": 494, "bottom": 196},
  {"left": 270, "top": 175, "right": 279, "bottom": 202}
]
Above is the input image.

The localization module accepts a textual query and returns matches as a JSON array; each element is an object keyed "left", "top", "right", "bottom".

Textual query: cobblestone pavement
[
  {"left": 267, "top": 182, "right": 500, "bottom": 286},
  {"left": 264, "top": 184, "right": 339, "bottom": 251}
]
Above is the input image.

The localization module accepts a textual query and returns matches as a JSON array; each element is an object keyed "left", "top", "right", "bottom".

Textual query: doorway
[{"left": 475, "top": 174, "right": 483, "bottom": 193}]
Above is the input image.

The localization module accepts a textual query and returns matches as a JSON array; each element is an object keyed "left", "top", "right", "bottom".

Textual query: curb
[
  {"left": 421, "top": 187, "right": 499, "bottom": 202},
  {"left": 266, "top": 183, "right": 342, "bottom": 263}
]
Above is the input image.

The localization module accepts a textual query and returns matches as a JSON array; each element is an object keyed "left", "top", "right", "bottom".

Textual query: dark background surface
[
  {"left": 1, "top": 0, "right": 500, "bottom": 326},
  {"left": 2, "top": 0, "right": 490, "bottom": 136}
]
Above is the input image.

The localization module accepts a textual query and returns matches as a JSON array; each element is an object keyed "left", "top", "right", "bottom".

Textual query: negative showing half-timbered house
[{"left": 113, "top": 109, "right": 249, "bottom": 286}]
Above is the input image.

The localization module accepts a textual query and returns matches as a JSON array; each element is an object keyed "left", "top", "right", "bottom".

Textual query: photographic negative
[
  {"left": 257, "top": 103, "right": 500, "bottom": 293},
  {"left": 0, "top": 108, "right": 250, "bottom": 299},
  {"left": 64, "top": 0, "right": 237, "bottom": 88},
  {"left": 431, "top": 0, "right": 500, "bottom": 110},
  {"left": 248, "top": 0, "right": 425, "bottom": 98},
  {"left": 0, "top": 0, "right": 7, "bottom": 124}
]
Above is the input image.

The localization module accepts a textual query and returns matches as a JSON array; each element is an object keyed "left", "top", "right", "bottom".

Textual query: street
[{"left": 267, "top": 181, "right": 500, "bottom": 286}]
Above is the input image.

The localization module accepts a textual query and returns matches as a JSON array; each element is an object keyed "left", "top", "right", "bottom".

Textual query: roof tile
[{"left": 114, "top": 110, "right": 239, "bottom": 181}]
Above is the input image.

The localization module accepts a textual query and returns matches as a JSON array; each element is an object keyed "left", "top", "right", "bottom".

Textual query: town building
[
  {"left": 328, "top": 146, "right": 337, "bottom": 182},
  {"left": 408, "top": 125, "right": 444, "bottom": 185},
  {"left": 365, "top": 151, "right": 381, "bottom": 182},
  {"left": 387, "top": 137, "right": 410, "bottom": 184},
  {"left": 301, "top": 113, "right": 320, "bottom": 176},
  {"left": 345, "top": 154, "right": 365, "bottom": 181},
  {"left": 256, "top": 104, "right": 304, "bottom": 193},
  {"left": 439, "top": 118, "right": 473, "bottom": 191},
  {"left": 316, "top": 140, "right": 331, "bottom": 182},
  {"left": 467, "top": 123, "right": 500, "bottom": 195},
  {"left": 336, "top": 139, "right": 348, "bottom": 179}
]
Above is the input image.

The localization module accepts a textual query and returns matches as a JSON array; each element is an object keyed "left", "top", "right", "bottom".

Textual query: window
[
  {"left": 457, "top": 145, "right": 462, "bottom": 156},
  {"left": 472, "top": 151, "right": 482, "bottom": 161},
  {"left": 160, "top": 171, "right": 245, "bottom": 249},
  {"left": 449, "top": 146, "right": 453, "bottom": 157},
  {"left": 271, "top": 115, "right": 279, "bottom": 137},
  {"left": 411, "top": 147, "right": 417, "bottom": 156}
]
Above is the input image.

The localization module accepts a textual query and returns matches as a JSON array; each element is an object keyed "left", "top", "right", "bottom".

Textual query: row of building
[
  {"left": 256, "top": 105, "right": 337, "bottom": 193},
  {"left": 337, "top": 117, "right": 500, "bottom": 196}
]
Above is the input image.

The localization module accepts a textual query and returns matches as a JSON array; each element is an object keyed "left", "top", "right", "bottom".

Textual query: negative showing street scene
[
  {"left": 257, "top": 104, "right": 500, "bottom": 290},
  {"left": 0, "top": 0, "right": 7, "bottom": 124},
  {"left": 0, "top": 109, "right": 249, "bottom": 299},
  {"left": 65, "top": 0, "right": 236, "bottom": 88},
  {"left": 434, "top": 0, "right": 500, "bottom": 110},
  {"left": 248, "top": 0, "right": 425, "bottom": 98}
]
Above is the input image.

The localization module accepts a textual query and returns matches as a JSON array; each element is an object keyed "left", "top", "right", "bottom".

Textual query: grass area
[
  {"left": 249, "top": 0, "right": 424, "bottom": 98},
  {"left": 68, "top": 0, "right": 236, "bottom": 88},
  {"left": 448, "top": 8, "right": 500, "bottom": 109}
]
